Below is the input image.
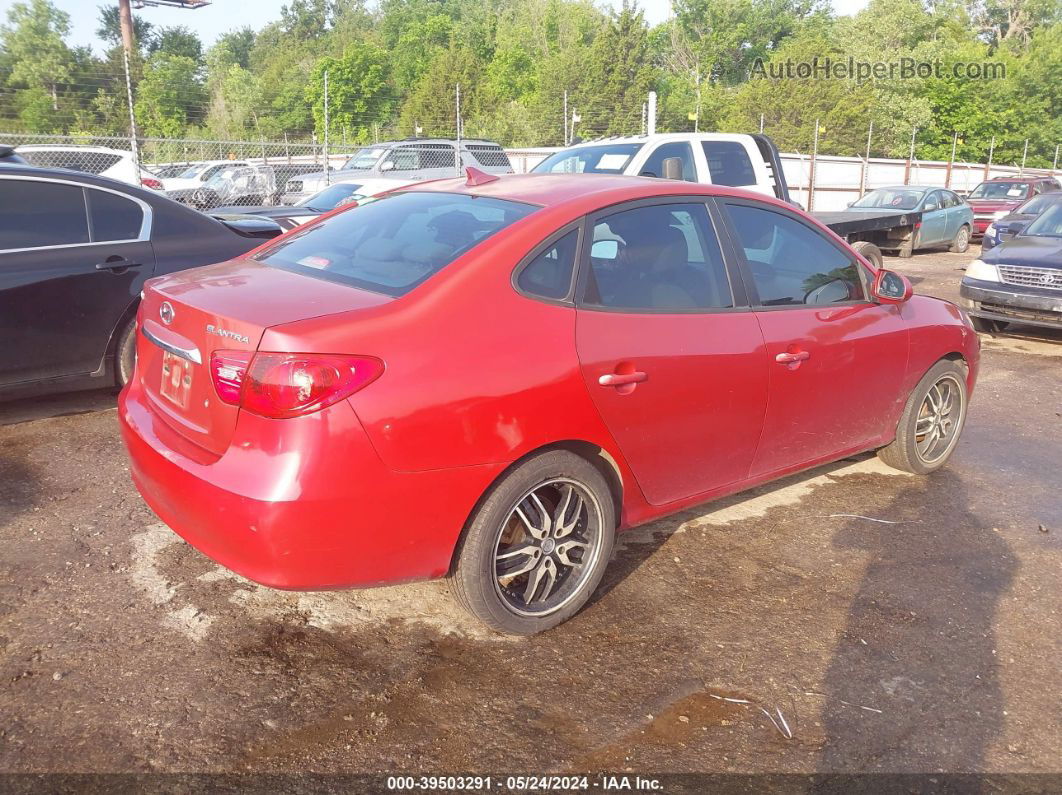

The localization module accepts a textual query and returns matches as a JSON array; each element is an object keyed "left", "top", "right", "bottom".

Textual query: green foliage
[
  {"left": 151, "top": 26, "right": 204, "bottom": 65},
  {"left": 136, "top": 53, "right": 205, "bottom": 138},
  {"left": 306, "top": 48, "right": 392, "bottom": 141},
  {"left": 1, "top": 0, "right": 73, "bottom": 109}
]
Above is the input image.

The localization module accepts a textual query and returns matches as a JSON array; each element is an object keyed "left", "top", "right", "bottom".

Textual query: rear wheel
[
  {"left": 970, "top": 316, "right": 1008, "bottom": 334},
  {"left": 878, "top": 360, "right": 968, "bottom": 475},
  {"left": 850, "top": 240, "right": 883, "bottom": 269},
  {"left": 451, "top": 451, "right": 615, "bottom": 635},
  {"left": 115, "top": 317, "right": 137, "bottom": 387},
  {"left": 950, "top": 224, "right": 971, "bottom": 253}
]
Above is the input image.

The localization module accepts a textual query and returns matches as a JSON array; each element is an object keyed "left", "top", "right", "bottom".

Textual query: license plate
[{"left": 160, "top": 351, "right": 193, "bottom": 409}]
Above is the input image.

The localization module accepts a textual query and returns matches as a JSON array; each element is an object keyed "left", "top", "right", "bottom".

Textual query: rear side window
[
  {"left": 87, "top": 188, "right": 143, "bottom": 241},
  {"left": 0, "top": 180, "right": 88, "bottom": 249},
  {"left": 517, "top": 230, "right": 578, "bottom": 300},
  {"left": 466, "top": 144, "right": 512, "bottom": 170},
  {"left": 724, "top": 203, "right": 863, "bottom": 306},
  {"left": 701, "top": 141, "right": 757, "bottom": 187},
  {"left": 387, "top": 145, "right": 455, "bottom": 170},
  {"left": 258, "top": 191, "right": 537, "bottom": 296}
]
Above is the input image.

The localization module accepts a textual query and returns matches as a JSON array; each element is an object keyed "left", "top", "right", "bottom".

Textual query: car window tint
[
  {"left": 701, "top": 141, "right": 757, "bottom": 187},
  {"left": 639, "top": 142, "right": 696, "bottom": 181},
  {"left": 725, "top": 203, "right": 864, "bottom": 307},
  {"left": 258, "top": 191, "right": 537, "bottom": 296},
  {"left": 0, "top": 180, "right": 88, "bottom": 249},
  {"left": 517, "top": 230, "right": 578, "bottom": 300},
  {"left": 87, "top": 189, "right": 143, "bottom": 241},
  {"left": 584, "top": 203, "right": 733, "bottom": 311}
]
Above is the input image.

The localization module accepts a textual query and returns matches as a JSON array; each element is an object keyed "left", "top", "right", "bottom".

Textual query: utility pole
[
  {"left": 808, "top": 118, "right": 820, "bottom": 212},
  {"left": 694, "top": 72, "right": 700, "bottom": 133},
  {"left": 904, "top": 126, "right": 917, "bottom": 184},
  {"left": 860, "top": 120, "right": 873, "bottom": 197},
  {"left": 1019, "top": 138, "right": 1028, "bottom": 175},
  {"left": 946, "top": 132, "right": 958, "bottom": 188},
  {"left": 323, "top": 70, "right": 330, "bottom": 185},
  {"left": 118, "top": 0, "right": 136, "bottom": 57},
  {"left": 984, "top": 135, "right": 995, "bottom": 179},
  {"left": 122, "top": 47, "right": 141, "bottom": 186}
]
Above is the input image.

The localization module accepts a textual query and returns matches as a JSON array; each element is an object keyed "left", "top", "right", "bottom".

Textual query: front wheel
[
  {"left": 950, "top": 224, "right": 971, "bottom": 253},
  {"left": 451, "top": 451, "right": 615, "bottom": 635},
  {"left": 878, "top": 360, "right": 968, "bottom": 475}
]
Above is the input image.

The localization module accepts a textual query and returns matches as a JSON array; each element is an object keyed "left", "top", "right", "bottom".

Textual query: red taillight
[
  {"left": 141, "top": 177, "right": 164, "bottom": 190},
  {"left": 210, "top": 350, "right": 382, "bottom": 418}
]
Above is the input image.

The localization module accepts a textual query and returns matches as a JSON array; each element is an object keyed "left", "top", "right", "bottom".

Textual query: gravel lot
[{"left": 1, "top": 247, "right": 1060, "bottom": 777}]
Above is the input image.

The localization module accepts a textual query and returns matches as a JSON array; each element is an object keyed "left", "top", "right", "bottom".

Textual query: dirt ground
[{"left": 1, "top": 246, "right": 1060, "bottom": 781}]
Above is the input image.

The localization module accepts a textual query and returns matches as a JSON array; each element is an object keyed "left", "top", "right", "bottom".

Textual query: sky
[{"left": 2, "top": 0, "right": 874, "bottom": 54}]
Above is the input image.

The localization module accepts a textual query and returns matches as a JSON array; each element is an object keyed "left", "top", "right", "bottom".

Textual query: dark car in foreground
[
  {"left": 966, "top": 176, "right": 1061, "bottom": 238},
  {"left": 960, "top": 201, "right": 1062, "bottom": 332},
  {"left": 0, "top": 144, "right": 27, "bottom": 164},
  {"left": 981, "top": 192, "right": 1062, "bottom": 252},
  {"left": 120, "top": 169, "right": 979, "bottom": 635},
  {"left": 0, "top": 166, "right": 282, "bottom": 400}
]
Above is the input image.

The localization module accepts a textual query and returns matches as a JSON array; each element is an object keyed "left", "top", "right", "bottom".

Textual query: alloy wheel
[{"left": 914, "top": 374, "right": 964, "bottom": 464}]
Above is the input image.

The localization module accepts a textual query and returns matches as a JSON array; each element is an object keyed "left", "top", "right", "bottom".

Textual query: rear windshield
[
  {"left": 256, "top": 191, "right": 537, "bottom": 296},
  {"left": 533, "top": 143, "right": 643, "bottom": 174}
]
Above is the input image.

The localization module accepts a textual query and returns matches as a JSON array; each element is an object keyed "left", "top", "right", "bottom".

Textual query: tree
[
  {"left": 1, "top": 0, "right": 74, "bottom": 110},
  {"left": 207, "top": 64, "right": 263, "bottom": 138},
  {"left": 96, "top": 2, "right": 154, "bottom": 52},
  {"left": 136, "top": 53, "right": 206, "bottom": 137},
  {"left": 305, "top": 48, "right": 392, "bottom": 141},
  {"left": 151, "top": 26, "right": 204, "bottom": 65}
]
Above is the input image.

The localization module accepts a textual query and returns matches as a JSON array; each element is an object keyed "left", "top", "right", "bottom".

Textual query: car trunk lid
[{"left": 137, "top": 258, "right": 391, "bottom": 456}]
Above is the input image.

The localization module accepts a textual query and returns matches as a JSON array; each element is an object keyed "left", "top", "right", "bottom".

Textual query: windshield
[
  {"left": 969, "top": 181, "right": 1030, "bottom": 199},
  {"left": 1022, "top": 203, "right": 1062, "bottom": 237},
  {"left": 1015, "top": 194, "right": 1057, "bottom": 216},
  {"left": 850, "top": 188, "right": 927, "bottom": 210},
  {"left": 342, "top": 147, "right": 386, "bottom": 171},
  {"left": 206, "top": 168, "right": 238, "bottom": 188},
  {"left": 532, "top": 143, "right": 644, "bottom": 174},
  {"left": 176, "top": 165, "right": 202, "bottom": 179},
  {"left": 257, "top": 192, "right": 537, "bottom": 296},
  {"left": 299, "top": 183, "right": 363, "bottom": 210}
]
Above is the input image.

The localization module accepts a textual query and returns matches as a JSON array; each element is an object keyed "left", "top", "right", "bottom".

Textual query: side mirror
[
  {"left": 380, "top": 161, "right": 395, "bottom": 172},
  {"left": 662, "top": 157, "right": 684, "bottom": 180},
  {"left": 872, "top": 269, "right": 913, "bottom": 303},
  {"left": 1006, "top": 221, "right": 1024, "bottom": 236}
]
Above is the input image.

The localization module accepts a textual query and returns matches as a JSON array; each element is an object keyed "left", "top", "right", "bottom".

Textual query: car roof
[
  {"left": 401, "top": 172, "right": 792, "bottom": 212},
  {"left": 0, "top": 163, "right": 154, "bottom": 194},
  {"left": 15, "top": 144, "right": 133, "bottom": 156}
]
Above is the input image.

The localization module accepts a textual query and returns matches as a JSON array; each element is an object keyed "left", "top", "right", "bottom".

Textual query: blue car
[
  {"left": 982, "top": 192, "right": 1062, "bottom": 252},
  {"left": 847, "top": 186, "right": 975, "bottom": 255},
  {"left": 960, "top": 201, "right": 1062, "bottom": 333}
]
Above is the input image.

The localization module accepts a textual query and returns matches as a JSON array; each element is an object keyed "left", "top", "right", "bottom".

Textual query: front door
[
  {"left": 575, "top": 200, "right": 769, "bottom": 506},
  {"left": 919, "top": 190, "right": 948, "bottom": 245},
  {"left": 718, "top": 200, "right": 910, "bottom": 478},
  {"left": 0, "top": 177, "right": 156, "bottom": 385}
]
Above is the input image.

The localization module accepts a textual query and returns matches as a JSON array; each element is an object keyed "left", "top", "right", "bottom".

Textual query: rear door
[
  {"left": 718, "top": 199, "right": 909, "bottom": 478},
  {"left": 0, "top": 175, "right": 155, "bottom": 385},
  {"left": 574, "top": 199, "right": 769, "bottom": 506}
]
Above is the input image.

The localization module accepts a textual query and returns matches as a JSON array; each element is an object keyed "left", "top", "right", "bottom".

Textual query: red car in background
[
  {"left": 966, "top": 176, "right": 1061, "bottom": 238},
  {"left": 119, "top": 171, "right": 980, "bottom": 635}
]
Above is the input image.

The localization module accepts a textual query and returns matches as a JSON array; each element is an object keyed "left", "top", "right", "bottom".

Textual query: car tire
[
  {"left": 878, "top": 359, "right": 968, "bottom": 475},
  {"left": 850, "top": 240, "right": 883, "bottom": 269},
  {"left": 115, "top": 317, "right": 137, "bottom": 387},
  {"left": 970, "top": 316, "right": 1008, "bottom": 334},
  {"left": 950, "top": 225, "right": 971, "bottom": 253},
  {"left": 897, "top": 232, "right": 917, "bottom": 258},
  {"left": 451, "top": 450, "right": 616, "bottom": 635}
]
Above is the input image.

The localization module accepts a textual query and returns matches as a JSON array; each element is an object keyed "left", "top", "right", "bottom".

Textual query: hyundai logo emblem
[{"left": 159, "top": 301, "right": 175, "bottom": 325}]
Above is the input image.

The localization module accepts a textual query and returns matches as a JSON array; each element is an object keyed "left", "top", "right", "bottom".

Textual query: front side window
[
  {"left": 257, "top": 191, "right": 537, "bottom": 296},
  {"left": 923, "top": 191, "right": 943, "bottom": 211},
  {"left": 0, "top": 180, "right": 88, "bottom": 249},
  {"left": 87, "top": 189, "right": 143, "bottom": 241},
  {"left": 638, "top": 142, "right": 696, "bottom": 181},
  {"left": 701, "top": 141, "right": 757, "bottom": 187},
  {"left": 1023, "top": 203, "right": 1062, "bottom": 237},
  {"left": 532, "top": 144, "right": 644, "bottom": 175},
  {"left": 517, "top": 229, "right": 578, "bottom": 300},
  {"left": 583, "top": 203, "right": 733, "bottom": 311},
  {"left": 725, "top": 203, "right": 864, "bottom": 307}
]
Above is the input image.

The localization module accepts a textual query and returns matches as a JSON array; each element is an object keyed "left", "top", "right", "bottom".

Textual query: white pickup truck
[{"left": 531, "top": 133, "right": 921, "bottom": 266}]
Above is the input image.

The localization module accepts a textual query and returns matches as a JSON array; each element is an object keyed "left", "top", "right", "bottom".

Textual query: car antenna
[{"left": 465, "top": 166, "right": 499, "bottom": 186}]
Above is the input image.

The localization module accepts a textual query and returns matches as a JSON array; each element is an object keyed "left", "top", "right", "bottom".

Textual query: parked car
[
  {"left": 267, "top": 162, "right": 330, "bottom": 204},
  {"left": 981, "top": 192, "right": 1062, "bottom": 251},
  {"left": 16, "top": 144, "right": 163, "bottom": 190},
  {"left": 966, "top": 176, "right": 1061, "bottom": 238},
  {"left": 845, "top": 186, "right": 974, "bottom": 254},
  {"left": 213, "top": 178, "right": 417, "bottom": 229},
  {"left": 120, "top": 170, "right": 979, "bottom": 635},
  {"left": 960, "top": 200, "right": 1062, "bottom": 332},
  {"left": 0, "top": 144, "right": 27, "bottom": 164},
  {"left": 159, "top": 159, "right": 251, "bottom": 192},
  {"left": 168, "top": 165, "right": 276, "bottom": 210},
  {"left": 0, "top": 165, "right": 283, "bottom": 400},
  {"left": 280, "top": 138, "right": 512, "bottom": 204}
]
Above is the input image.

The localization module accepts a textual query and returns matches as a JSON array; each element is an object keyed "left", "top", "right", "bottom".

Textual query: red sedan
[{"left": 119, "top": 171, "right": 980, "bottom": 635}]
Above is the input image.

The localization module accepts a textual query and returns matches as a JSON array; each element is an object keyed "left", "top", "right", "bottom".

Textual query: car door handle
[
  {"left": 775, "top": 351, "right": 810, "bottom": 364},
  {"left": 599, "top": 371, "right": 648, "bottom": 387},
  {"left": 95, "top": 257, "right": 141, "bottom": 271}
]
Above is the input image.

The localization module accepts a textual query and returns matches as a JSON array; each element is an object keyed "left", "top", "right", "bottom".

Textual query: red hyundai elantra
[{"left": 119, "top": 171, "right": 979, "bottom": 634}]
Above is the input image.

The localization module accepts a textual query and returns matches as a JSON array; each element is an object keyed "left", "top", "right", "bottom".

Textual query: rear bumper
[
  {"left": 119, "top": 378, "right": 504, "bottom": 590},
  {"left": 972, "top": 218, "right": 994, "bottom": 236},
  {"left": 959, "top": 279, "right": 1062, "bottom": 330}
]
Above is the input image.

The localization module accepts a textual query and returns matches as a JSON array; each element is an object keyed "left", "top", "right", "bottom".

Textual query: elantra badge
[
  {"left": 206, "top": 324, "right": 250, "bottom": 344},
  {"left": 159, "top": 301, "right": 175, "bottom": 325}
]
